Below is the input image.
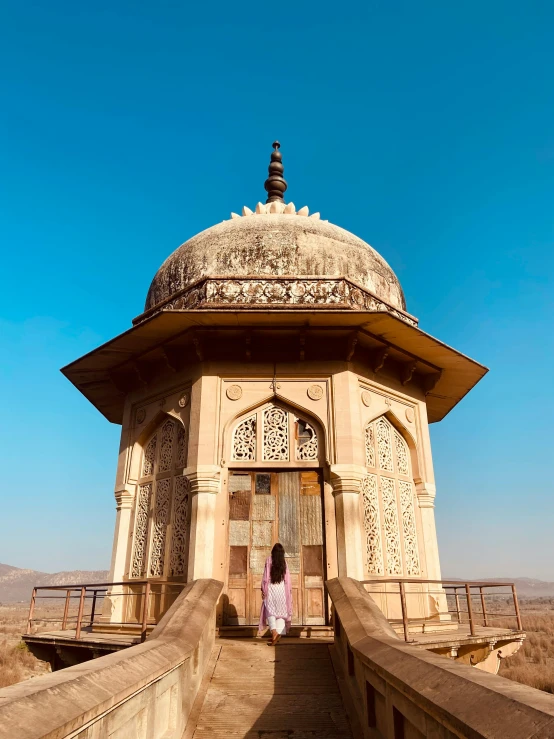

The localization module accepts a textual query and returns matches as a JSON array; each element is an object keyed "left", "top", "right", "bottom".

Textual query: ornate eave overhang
[
  {"left": 62, "top": 310, "right": 487, "bottom": 426},
  {"left": 134, "top": 275, "right": 417, "bottom": 327}
]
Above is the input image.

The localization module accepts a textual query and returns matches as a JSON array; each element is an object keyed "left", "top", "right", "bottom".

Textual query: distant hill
[
  {"left": 446, "top": 577, "right": 554, "bottom": 598},
  {"left": 0, "top": 563, "right": 109, "bottom": 603}
]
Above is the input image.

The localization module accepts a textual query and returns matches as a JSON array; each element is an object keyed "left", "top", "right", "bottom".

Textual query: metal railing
[
  {"left": 361, "top": 578, "right": 523, "bottom": 642},
  {"left": 26, "top": 580, "right": 186, "bottom": 643}
]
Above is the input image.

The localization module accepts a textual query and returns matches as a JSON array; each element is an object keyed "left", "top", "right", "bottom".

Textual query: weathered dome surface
[{"left": 145, "top": 213, "right": 405, "bottom": 312}]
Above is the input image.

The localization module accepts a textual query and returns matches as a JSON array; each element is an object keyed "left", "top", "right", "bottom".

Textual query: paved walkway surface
[{"left": 186, "top": 637, "right": 353, "bottom": 738}]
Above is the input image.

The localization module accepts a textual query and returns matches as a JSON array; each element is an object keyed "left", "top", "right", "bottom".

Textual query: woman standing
[{"left": 259, "top": 543, "right": 293, "bottom": 646}]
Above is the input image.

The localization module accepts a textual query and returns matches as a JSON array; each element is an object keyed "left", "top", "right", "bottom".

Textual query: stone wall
[
  {"left": 0, "top": 579, "right": 222, "bottom": 739},
  {"left": 327, "top": 577, "right": 554, "bottom": 738}
]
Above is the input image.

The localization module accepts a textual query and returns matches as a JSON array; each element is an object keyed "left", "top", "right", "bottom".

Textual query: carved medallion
[
  {"left": 307, "top": 384, "right": 323, "bottom": 401},
  {"left": 227, "top": 384, "right": 243, "bottom": 401},
  {"left": 405, "top": 407, "right": 414, "bottom": 423},
  {"left": 178, "top": 393, "right": 189, "bottom": 408},
  {"left": 136, "top": 408, "right": 146, "bottom": 424},
  {"left": 361, "top": 390, "right": 372, "bottom": 407}
]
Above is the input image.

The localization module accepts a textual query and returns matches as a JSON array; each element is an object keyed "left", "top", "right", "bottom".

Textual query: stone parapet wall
[
  {"left": 134, "top": 275, "right": 418, "bottom": 326},
  {"left": 0, "top": 579, "right": 223, "bottom": 739},
  {"left": 327, "top": 577, "right": 554, "bottom": 738}
]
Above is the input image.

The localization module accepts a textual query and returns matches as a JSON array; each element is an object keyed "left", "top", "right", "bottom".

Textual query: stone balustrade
[
  {"left": 327, "top": 577, "right": 554, "bottom": 738},
  {"left": 0, "top": 578, "right": 223, "bottom": 739}
]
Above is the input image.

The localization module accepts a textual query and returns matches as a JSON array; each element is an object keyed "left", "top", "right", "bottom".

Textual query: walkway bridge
[{"left": 2, "top": 578, "right": 554, "bottom": 738}]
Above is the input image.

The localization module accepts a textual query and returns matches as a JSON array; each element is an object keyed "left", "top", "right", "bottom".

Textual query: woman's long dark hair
[{"left": 270, "top": 543, "right": 286, "bottom": 584}]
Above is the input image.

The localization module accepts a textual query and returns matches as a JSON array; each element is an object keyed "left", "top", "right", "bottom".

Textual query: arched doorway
[
  {"left": 361, "top": 415, "right": 420, "bottom": 578},
  {"left": 224, "top": 403, "right": 326, "bottom": 627},
  {"left": 129, "top": 416, "right": 190, "bottom": 581}
]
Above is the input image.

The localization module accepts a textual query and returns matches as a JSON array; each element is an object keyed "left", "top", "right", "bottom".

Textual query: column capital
[
  {"left": 114, "top": 486, "right": 134, "bottom": 510},
  {"left": 415, "top": 481, "right": 436, "bottom": 507},
  {"left": 186, "top": 465, "right": 221, "bottom": 495},
  {"left": 329, "top": 464, "right": 367, "bottom": 495}
]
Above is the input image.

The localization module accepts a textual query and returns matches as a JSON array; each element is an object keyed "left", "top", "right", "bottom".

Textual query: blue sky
[{"left": 1, "top": 1, "right": 553, "bottom": 577}]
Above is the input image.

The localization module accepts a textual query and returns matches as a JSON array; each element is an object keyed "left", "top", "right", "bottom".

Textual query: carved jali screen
[
  {"left": 362, "top": 416, "right": 420, "bottom": 578},
  {"left": 225, "top": 470, "right": 326, "bottom": 627},
  {"left": 130, "top": 417, "right": 191, "bottom": 581},
  {"left": 231, "top": 404, "right": 319, "bottom": 463}
]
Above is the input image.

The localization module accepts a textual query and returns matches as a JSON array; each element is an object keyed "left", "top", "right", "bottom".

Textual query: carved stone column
[
  {"left": 186, "top": 466, "right": 221, "bottom": 579},
  {"left": 415, "top": 482, "right": 441, "bottom": 580},
  {"left": 330, "top": 464, "right": 366, "bottom": 580}
]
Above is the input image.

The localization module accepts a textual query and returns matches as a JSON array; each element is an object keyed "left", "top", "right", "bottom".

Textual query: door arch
[{"left": 224, "top": 401, "right": 327, "bottom": 627}]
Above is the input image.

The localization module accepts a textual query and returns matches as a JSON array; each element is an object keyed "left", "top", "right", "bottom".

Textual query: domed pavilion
[{"left": 63, "top": 142, "right": 487, "bottom": 629}]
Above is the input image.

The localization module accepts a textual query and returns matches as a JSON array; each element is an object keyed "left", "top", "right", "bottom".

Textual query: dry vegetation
[
  {"left": 2, "top": 597, "right": 554, "bottom": 695},
  {"left": 499, "top": 598, "right": 554, "bottom": 693},
  {"left": 0, "top": 604, "right": 59, "bottom": 688}
]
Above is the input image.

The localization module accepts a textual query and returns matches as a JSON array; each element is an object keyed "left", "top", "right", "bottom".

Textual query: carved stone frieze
[{"left": 138, "top": 277, "right": 418, "bottom": 327}]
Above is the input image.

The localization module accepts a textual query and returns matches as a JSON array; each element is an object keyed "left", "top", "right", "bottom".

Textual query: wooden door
[{"left": 225, "top": 470, "right": 326, "bottom": 626}]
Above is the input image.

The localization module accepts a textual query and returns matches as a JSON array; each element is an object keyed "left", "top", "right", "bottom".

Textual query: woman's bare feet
[{"left": 267, "top": 629, "right": 281, "bottom": 646}]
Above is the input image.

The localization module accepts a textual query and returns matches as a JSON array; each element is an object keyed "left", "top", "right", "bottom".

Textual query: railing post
[
  {"left": 479, "top": 586, "right": 489, "bottom": 627},
  {"left": 27, "top": 588, "right": 37, "bottom": 635},
  {"left": 141, "top": 581, "right": 151, "bottom": 643},
  {"left": 512, "top": 584, "right": 523, "bottom": 631},
  {"left": 75, "top": 587, "right": 86, "bottom": 640},
  {"left": 399, "top": 581, "right": 409, "bottom": 642},
  {"left": 454, "top": 588, "right": 461, "bottom": 623},
  {"left": 465, "top": 583, "right": 476, "bottom": 636},
  {"left": 90, "top": 589, "right": 98, "bottom": 627},
  {"left": 62, "top": 589, "right": 71, "bottom": 630}
]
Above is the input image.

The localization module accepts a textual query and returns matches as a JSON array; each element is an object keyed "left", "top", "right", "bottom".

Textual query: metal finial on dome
[{"left": 264, "top": 141, "right": 288, "bottom": 204}]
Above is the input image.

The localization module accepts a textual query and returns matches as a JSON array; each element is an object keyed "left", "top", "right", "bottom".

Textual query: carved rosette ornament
[
  {"left": 139, "top": 277, "right": 418, "bottom": 327},
  {"left": 226, "top": 384, "right": 243, "bottom": 401},
  {"left": 361, "top": 390, "right": 372, "bottom": 407},
  {"left": 307, "top": 384, "right": 323, "bottom": 401},
  {"left": 178, "top": 393, "right": 189, "bottom": 408},
  {"left": 405, "top": 407, "right": 414, "bottom": 423},
  {"left": 136, "top": 408, "right": 146, "bottom": 424}
]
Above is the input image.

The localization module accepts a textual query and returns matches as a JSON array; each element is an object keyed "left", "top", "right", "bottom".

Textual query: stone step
[{"left": 218, "top": 624, "right": 334, "bottom": 639}]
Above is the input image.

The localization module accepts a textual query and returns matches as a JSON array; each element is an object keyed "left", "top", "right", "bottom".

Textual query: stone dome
[{"left": 145, "top": 209, "right": 405, "bottom": 312}]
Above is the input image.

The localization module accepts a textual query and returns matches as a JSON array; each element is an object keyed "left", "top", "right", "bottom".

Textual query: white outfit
[
  {"left": 265, "top": 580, "right": 288, "bottom": 635},
  {"left": 267, "top": 616, "right": 286, "bottom": 635}
]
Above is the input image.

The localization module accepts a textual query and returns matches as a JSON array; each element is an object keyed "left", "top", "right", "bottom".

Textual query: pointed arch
[
  {"left": 362, "top": 414, "right": 421, "bottom": 578},
  {"left": 225, "top": 398, "right": 325, "bottom": 466},
  {"left": 129, "top": 413, "right": 191, "bottom": 581}
]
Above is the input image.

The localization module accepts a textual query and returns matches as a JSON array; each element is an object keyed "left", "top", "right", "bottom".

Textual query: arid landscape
[{"left": 3, "top": 598, "right": 554, "bottom": 691}]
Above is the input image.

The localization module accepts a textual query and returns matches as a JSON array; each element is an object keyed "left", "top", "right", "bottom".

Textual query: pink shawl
[{"left": 258, "top": 555, "right": 292, "bottom": 634}]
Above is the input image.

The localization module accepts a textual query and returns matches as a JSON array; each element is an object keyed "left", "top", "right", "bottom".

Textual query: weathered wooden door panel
[{"left": 226, "top": 469, "right": 326, "bottom": 626}]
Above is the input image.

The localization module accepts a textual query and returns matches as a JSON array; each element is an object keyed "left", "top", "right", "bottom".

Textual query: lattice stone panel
[
  {"left": 232, "top": 416, "right": 256, "bottom": 461},
  {"left": 365, "top": 424, "right": 376, "bottom": 468},
  {"left": 376, "top": 417, "right": 394, "bottom": 472},
  {"left": 142, "top": 437, "right": 157, "bottom": 477},
  {"left": 263, "top": 407, "right": 289, "bottom": 461},
  {"left": 296, "top": 422, "right": 318, "bottom": 461},
  {"left": 362, "top": 474, "right": 384, "bottom": 576},
  {"left": 158, "top": 420, "right": 175, "bottom": 473},
  {"left": 131, "top": 483, "right": 152, "bottom": 578},
  {"left": 149, "top": 478, "right": 172, "bottom": 577},
  {"left": 176, "top": 424, "right": 187, "bottom": 468},
  {"left": 381, "top": 476, "right": 402, "bottom": 575},
  {"left": 169, "top": 475, "right": 190, "bottom": 577},
  {"left": 399, "top": 480, "right": 420, "bottom": 576},
  {"left": 394, "top": 430, "right": 410, "bottom": 476}
]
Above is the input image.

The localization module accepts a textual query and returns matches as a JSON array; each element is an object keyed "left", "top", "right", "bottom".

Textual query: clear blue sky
[{"left": 1, "top": 1, "right": 553, "bottom": 578}]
